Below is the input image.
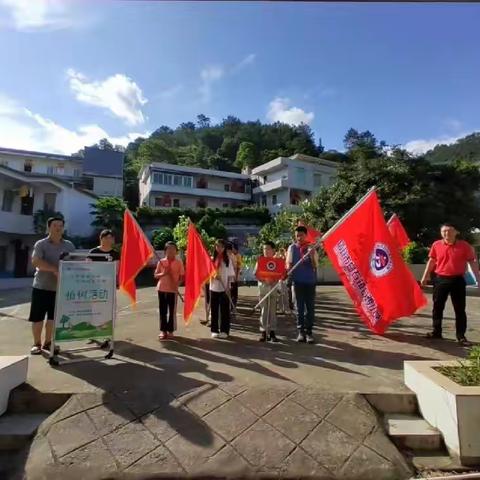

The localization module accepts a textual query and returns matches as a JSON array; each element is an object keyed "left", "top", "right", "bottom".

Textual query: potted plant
[{"left": 404, "top": 347, "right": 480, "bottom": 465}]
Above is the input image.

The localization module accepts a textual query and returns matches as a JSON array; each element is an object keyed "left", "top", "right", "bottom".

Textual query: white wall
[
  {"left": 286, "top": 158, "right": 337, "bottom": 192},
  {"left": 93, "top": 176, "right": 123, "bottom": 197},
  {"left": 57, "top": 189, "right": 95, "bottom": 237},
  {"left": 148, "top": 193, "right": 238, "bottom": 209}
]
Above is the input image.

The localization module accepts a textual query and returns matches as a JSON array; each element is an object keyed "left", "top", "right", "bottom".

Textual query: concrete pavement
[{"left": 1, "top": 285, "right": 479, "bottom": 479}]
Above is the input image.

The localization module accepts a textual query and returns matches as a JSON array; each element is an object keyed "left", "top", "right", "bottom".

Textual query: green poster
[{"left": 54, "top": 261, "right": 116, "bottom": 342}]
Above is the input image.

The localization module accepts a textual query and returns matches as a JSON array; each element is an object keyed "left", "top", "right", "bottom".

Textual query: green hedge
[{"left": 136, "top": 206, "right": 271, "bottom": 226}]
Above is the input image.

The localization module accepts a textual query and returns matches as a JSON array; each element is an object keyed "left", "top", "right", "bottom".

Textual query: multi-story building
[
  {"left": 0, "top": 148, "right": 109, "bottom": 278},
  {"left": 251, "top": 154, "right": 338, "bottom": 213},
  {"left": 139, "top": 163, "right": 252, "bottom": 209}
]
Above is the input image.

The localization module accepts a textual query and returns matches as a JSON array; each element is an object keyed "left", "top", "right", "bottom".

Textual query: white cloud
[
  {"left": 404, "top": 134, "right": 463, "bottom": 155},
  {"left": 266, "top": 97, "right": 314, "bottom": 126},
  {"left": 67, "top": 68, "right": 147, "bottom": 126},
  {"left": 199, "top": 65, "right": 224, "bottom": 103},
  {"left": 0, "top": 93, "right": 148, "bottom": 154},
  {"left": 0, "top": 0, "right": 77, "bottom": 31},
  {"left": 232, "top": 53, "right": 256, "bottom": 72}
]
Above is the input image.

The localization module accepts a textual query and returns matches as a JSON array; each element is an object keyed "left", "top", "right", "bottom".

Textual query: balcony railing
[
  {"left": 252, "top": 178, "right": 288, "bottom": 195},
  {"left": 0, "top": 210, "right": 35, "bottom": 235},
  {"left": 149, "top": 184, "right": 251, "bottom": 201}
]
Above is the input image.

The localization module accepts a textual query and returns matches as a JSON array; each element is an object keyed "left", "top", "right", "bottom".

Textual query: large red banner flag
[
  {"left": 322, "top": 189, "right": 427, "bottom": 334},
  {"left": 387, "top": 214, "right": 411, "bottom": 250},
  {"left": 184, "top": 223, "right": 216, "bottom": 324},
  {"left": 119, "top": 209, "right": 155, "bottom": 305}
]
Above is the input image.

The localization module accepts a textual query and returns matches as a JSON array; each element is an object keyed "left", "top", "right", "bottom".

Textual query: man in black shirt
[{"left": 89, "top": 230, "right": 120, "bottom": 263}]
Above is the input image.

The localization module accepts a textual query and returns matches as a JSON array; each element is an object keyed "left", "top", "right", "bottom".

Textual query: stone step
[
  {"left": 0, "top": 356, "right": 28, "bottom": 416},
  {"left": 412, "top": 452, "right": 472, "bottom": 472},
  {"left": 365, "top": 392, "right": 418, "bottom": 414},
  {"left": 385, "top": 414, "right": 443, "bottom": 451},
  {"left": 0, "top": 413, "right": 49, "bottom": 450}
]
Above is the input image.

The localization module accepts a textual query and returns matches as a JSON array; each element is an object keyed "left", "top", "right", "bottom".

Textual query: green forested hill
[{"left": 424, "top": 132, "right": 480, "bottom": 164}]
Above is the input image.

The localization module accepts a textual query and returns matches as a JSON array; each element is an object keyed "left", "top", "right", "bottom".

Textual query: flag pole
[
  {"left": 320, "top": 186, "right": 376, "bottom": 242},
  {"left": 386, "top": 213, "right": 396, "bottom": 225}
]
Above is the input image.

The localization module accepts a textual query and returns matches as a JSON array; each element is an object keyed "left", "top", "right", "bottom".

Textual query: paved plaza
[{"left": 1, "top": 285, "right": 479, "bottom": 479}]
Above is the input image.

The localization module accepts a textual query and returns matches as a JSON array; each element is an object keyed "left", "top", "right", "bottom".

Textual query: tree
[
  {"left": 151, "top": 227, "right": 174, "bottom": 250},
  {"left": 197, "top": 214, "right": 227, "bottom": 240},
  {"left": 303, "top": 156, "right": 480, "bottom": 247},
  {"left": 173, "top": 215, "right": 215, "bottom": 253},
  {"left": 197, "top": 114, "right": 211, "bottom": 129},
  {"left": 97, "top": 138, "right": 114, "bottom": 151},
  {"left": 235, "top": 142, "right": 257, "bottom": 169},
  {"left": 90, "top": 197, "right": 127, "bottom": 237}
]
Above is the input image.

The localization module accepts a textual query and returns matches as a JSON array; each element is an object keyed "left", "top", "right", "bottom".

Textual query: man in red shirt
[{"left": 421, "top": 223, "right": 480, "bottom": 344}]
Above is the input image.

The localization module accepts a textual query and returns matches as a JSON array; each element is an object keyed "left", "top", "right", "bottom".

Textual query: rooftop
[
  {"left": 143, "top": 162, "right": 250, "bottom": 180},
  {"left": 0, "top": 146, "right": 82, "bottom": 164}
]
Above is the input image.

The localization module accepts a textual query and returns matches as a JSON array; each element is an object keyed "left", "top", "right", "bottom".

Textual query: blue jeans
[{"left": 293, "top": 283, "right": 316, "bottom": 335}]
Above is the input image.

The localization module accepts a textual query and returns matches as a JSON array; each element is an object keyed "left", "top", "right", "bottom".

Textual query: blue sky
[{"left": 0, "top": 1, "right": 479, "bottom": 155}]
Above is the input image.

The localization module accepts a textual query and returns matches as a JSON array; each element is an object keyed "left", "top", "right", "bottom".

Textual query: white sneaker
[
  {"left": 211, "top": 332, "right": 219, "bottom": 339},
  {"left": 306, "top": 334, "right": 315, "bottom": 344},
  {"left": 218, "top": 332, "right": 229, "bottom": 339}
]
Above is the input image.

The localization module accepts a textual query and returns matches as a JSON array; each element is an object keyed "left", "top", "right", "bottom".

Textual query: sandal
[{"left": 30, "top": 345, "right": 42, "bottom": 355}]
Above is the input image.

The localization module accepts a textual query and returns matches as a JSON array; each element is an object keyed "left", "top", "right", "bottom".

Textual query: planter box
[{"left": 404, "top": 360, "right": 480, "bottom": 465}]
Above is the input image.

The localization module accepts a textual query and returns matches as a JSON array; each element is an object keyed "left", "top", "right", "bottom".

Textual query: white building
[
  {"left": 251, "top": 154, "right": 338, "bottom": 213},
  {"left": 0, "top": 162, "right": 97, "bottom": 278},
  {"left": 139, "top": 163, "right": 252, "bottom": 209}
]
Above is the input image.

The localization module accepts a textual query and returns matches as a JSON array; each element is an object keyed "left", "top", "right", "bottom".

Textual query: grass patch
[{"left": 436, "top": 346, "right": 480, "bottom": 387}]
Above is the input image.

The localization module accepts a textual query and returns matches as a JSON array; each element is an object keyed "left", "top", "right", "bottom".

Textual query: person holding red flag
[
  {"left": 387, "top": 214, "right": 411, "bottom": 250},
  {"left": 154, "top": 241, "right": 184, "bottom": 340},
  {"left": 254, "top": 241, "right": 284, "bottom": 343},
  {"left": 209, "top": 239, "right": 235, "bottom": 339},
  {"left": 287, "top": 225, "right": 319, "bottom": 344},
  {"left": 322, "top": 188, "right": 426, "bottom": 335},
  {"left": 421, "top": 223, "right": 480, "bottom": 344}
]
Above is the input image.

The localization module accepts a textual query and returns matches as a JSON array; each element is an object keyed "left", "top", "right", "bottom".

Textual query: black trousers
[
  {"left": 210, "top": 291, "right": 230, "bottom": 334},
  {"left": 158, "top": 291, "right": 177, "bottom": 332},
  {"left": 230, "top": 282, "right": 238, "bottom": 308},
  {"left": 432, "top": 275, "right": 467, "bottom": 338}
]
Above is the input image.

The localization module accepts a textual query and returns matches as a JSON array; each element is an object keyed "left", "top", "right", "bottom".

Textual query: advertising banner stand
[{"left": 48, "top": 252, "right": 117, "bottom": 367}]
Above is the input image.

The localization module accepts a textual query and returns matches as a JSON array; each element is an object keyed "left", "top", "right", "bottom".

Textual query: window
[
  {"left": 43, "top": 193, "right": 57, "bottom": 212},
  {"left": 197, "top": 198, "right": 207, "bottom": 208},
  {"left": 47, "top": 166, "right": 54, "bottom": 175},
  {"left": 173, "top": 175, "right": 182, "bottom": 186},
  {"left": 272, "top": 194, "right": 277, "bottom": 205},
  {"left": 222, "top": 203, "right": 229, "bottom": 208},
  {"left": 224, "top": 184, "right": 230, "bottom": 192},
  {"left": 0, "top": 160, "right": 8, "bottom": 167},
  {"left": 263, "top": 176, "right": 267, "bottom": 184},
  {"left": 73, "top": 169, "right": 81, "bottom": 177},
  {"left": 313, "top": 173, "right": 322, "bottom": 187},
  {"left": 153, "top": 172, "right": 162, "bottom": 184},
  {"left": 154, "top": 197, "right": 163, "bottom": 207},
  {"left": 1, "top": 190, "right": 14, "bottom": 212},
  {"left": 294, "top": 167, "right": 306, "bottom": 185},
  {"left": 183, "top": 176, "right": 193, "bottom": 188},
  {"left": 24, "top": 162, "right": 32, "bottom": 173},
  {"left": 261, "top": 195, "right": 267, "bottom": 206},
  {"left": 197, "top": 177, "right": 208, "bottom": 189},
  {"left": 164, "top": 174, "right": 172, "bottom": 185},
  {"left": 173, "top": 199, "right": 180, "bottom": 208}
]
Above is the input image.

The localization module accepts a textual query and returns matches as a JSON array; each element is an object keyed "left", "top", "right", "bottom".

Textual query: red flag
[
  {"left": 255, "top": 257, "right": 286, "bottom": 282},
  {"left": 322, "top": 190, "right": 426, "bottom": 334},
  {"left": 387, "top": 214, "right": 411, "bottom": 250},
  {"left": 119, "top": 210, "right": 155, "bottom": 305},
  {"left": 184, "top": 223, "right": 216, "bottom": 324}
]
